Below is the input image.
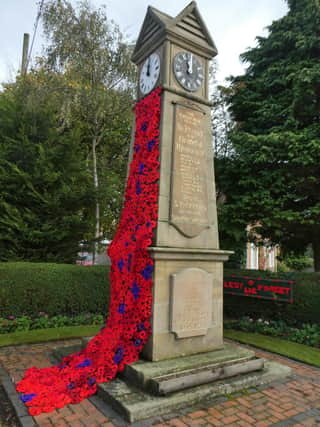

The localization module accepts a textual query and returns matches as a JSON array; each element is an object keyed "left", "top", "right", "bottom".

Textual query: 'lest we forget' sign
[{"left": 223, "top": 275, "right": 294, "bottom": 303}]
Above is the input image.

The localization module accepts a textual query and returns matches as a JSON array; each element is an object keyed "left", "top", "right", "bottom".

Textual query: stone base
[
  {"left": 52, "top": 341, "right": 291, "bottom": 423},
  {"left": 145, "top": 247, "right": 232, "bottom": 361},
  {"left": 99, "top": 355, "right": 291, "bottom": 422},
  {"left": 123, "top": 342, "right": 264, "bottom": 395}
]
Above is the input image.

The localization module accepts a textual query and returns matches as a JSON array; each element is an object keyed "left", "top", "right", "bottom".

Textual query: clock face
[
  {"left": 139, "top": 53, "right": 161, "bottom": 95},
  {"left": 173, "top": 51, "right": 204, "bottom": 92}
]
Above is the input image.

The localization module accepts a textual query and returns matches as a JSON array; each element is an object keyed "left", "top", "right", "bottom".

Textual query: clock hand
[
  {"left": 147, "top": 57, "right": 151, "bottom": 77},
  {"left": 187, "top": 54, "right": 193, "bottom": 74}
]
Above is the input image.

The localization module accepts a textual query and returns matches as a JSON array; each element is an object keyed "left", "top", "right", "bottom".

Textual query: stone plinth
[
  {"left": 142, "top": 247, "right": 231, "bottom": 361},
  {"left": 125, "top": 342, "right": 264, "bottom": 395},
  {"left": 96, "top": 343, "right": 292, "bottom": 423}
]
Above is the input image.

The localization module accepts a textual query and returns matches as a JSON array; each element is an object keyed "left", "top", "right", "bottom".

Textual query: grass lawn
[
  {"left": 0, "top": 325, "right": 101, "bottom": 348},
  {"left": 1, "top": 326, "right": 319, "bottom": 368},
  {"left": 224, "top": 329, "right": 320, "bottom": 367}
]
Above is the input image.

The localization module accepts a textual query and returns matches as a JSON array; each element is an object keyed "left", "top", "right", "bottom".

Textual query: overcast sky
[{"left": 0, "top": 0, "right": 288, "bottom": 84}]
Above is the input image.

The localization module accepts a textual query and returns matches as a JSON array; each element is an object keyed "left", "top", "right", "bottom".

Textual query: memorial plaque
[
  {"left": 170, "top": 104, "right": 210, "bottom": 237},
  {"left": 170, "top": 268, "right": 213, "bottom": 338}
]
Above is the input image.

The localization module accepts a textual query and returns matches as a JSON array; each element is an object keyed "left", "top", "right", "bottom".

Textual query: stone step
[
  {"left": 51, "top": 343, "right": 83, "bottom": 362},
  {"left": 51, "top": 341, "right": 291, "bottom": 423},
  {"left": 149, "top": 357, "right": 264, "bottom": 395},
  {"left": 98, "top": 359, "right": 291, "bottom": 423},
  {"left": 121, "top": 342, "right": 260, "bottom": 394}
]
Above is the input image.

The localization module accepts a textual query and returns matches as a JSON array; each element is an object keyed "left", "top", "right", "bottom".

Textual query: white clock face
[{"left": 139, "top": 53, "right": 160, "bottom": 95}]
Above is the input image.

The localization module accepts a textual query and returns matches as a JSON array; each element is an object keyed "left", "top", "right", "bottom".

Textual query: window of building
[
  {"left": 269, "top": 247, "right": 275, "bottom": 269},
  {"left": 250, "top": 243, "right": 259, "bottom": 269}
]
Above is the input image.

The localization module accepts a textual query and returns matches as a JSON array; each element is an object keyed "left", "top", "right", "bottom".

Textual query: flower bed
[
  {"left": 224, "top": 317, "right": 320, "bottom": 348},
  {"left": 0, "top": 313, "right": 104, "bottom": 334}
]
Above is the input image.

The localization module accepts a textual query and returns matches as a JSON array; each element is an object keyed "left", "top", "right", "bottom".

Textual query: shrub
[
  {"left": 0, "top": 262, "right": 109, "bottom": 317},
  {"left": 224, "top": 269, "right": 320, "bottom": 325},
  {"left": 277, "top": 254, "right": 313, "bottom": 272},
  {"left": 224, "top": 317, "right": 320, "bottom": 348},
  {"left": 0, "top": 313, "right": 104, "bottom": 334}
]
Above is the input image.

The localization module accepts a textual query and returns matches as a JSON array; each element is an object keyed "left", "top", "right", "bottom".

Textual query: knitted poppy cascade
[{"left": 16, "top": 87, "right": 162, "bottom": 416}]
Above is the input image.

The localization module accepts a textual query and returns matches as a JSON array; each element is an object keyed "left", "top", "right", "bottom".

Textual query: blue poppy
[
  {"left": 118, "top": 259, "right": 125, "bottom": 272},
  {"left": 136, "top": 180, "right": 142, "bottom": 195},
  {"left": 76, "top": 359, "right": 92, "bottom": 368},
  {"left": 141, "top": 265, "right": 153, "bottom": 280},
  {"left": 147, "top": 140, "right": 156, "bottom": 151},
  {"left": 138, "top": 163, "right": 145, "bottom": 174},
  {"left": 113, "top": 347, "right": 124, "bottom": 364},
  {"left": 118, "top": 303, "right": 126, "bottom": 314},
  {"left": 20, "top": 393, "right": 37, "bottom": 403},
  {"left": 141, "top": 121, "right": 148, "bottom": 131},
  {"left": 137, "top": 322, "right": 145, "bottom": 331},
  {"left": 88, "top": 377, "right": 96, "bottom": 386},
  {"left": 128, "top": 253, "right": 132, "bottom": 272},
  {"left": 131, "top": 282, "right": 140, "bottom": 300}
]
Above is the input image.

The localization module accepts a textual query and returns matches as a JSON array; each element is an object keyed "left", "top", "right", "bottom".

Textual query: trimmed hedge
[
  {"left": 1, "top": 263, "right": 319, "bottom": 326},
  {"left": 0, "top": 262, "right": 109, "bottom": 317},
  {"left": 224, "top": 269, "right": 320, "bottom": 325}
]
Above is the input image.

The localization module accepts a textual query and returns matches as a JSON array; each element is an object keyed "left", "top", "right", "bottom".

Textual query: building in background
[
  {"left": 246, "top": 242, "right": 279, "bottom": 271},
  {"left": 246, "top": 224, "right": 279, "bottom": 271}
]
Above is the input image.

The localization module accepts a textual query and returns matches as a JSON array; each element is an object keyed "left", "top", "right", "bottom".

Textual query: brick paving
[{"left": 0, "top": 340, "right": 319, "bottom": 426}]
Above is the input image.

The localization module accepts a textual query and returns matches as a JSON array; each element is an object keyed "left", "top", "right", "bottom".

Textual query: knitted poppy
[{"left": 16, "top": 87, "right": 162, "bottom": 415}]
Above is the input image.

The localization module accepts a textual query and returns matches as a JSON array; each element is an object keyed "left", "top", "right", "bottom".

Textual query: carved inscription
[
  {"left": 170, "top": 268, "right": 213, "bottom": 339},
  {"left": 170, "top": 104, "right": 209, "bottom": 237}
]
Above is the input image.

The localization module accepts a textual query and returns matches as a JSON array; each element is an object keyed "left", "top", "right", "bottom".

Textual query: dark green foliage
[
  {"left": 0, "top": 262, "right": 109, "bottom": 317},
  {"left": 0, "top": 313, "right": 104, "bottom": 334},
  {"left": 0, "top": 1, "right": 135, "bottom": 262},
  {"left": 218, "top": 0, "right": 320, "bottom": 270},
  {"left": 278, "top": 252, "right": 313, "bottom": 271},
  {"left": 41, "top": 0, "right": 135, "bottom": 247},
  {"left": 224, "top": 317, "right": 320, "bottom": 348},
  {"left": 224, "top": 269, "right": 320, "bottom": 325},
  {"left": 0, "top": 75, "right": 94, "bottom": 262}
]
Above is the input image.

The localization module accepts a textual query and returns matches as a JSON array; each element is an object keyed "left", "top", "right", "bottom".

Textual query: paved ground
[{"left": 0, "top": 339, "right": 319, "bottom": 427}]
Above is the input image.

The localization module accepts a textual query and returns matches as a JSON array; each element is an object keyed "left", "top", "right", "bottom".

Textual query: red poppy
[{"left": 17, "top": 87, "right": 162, "bottom": 415}]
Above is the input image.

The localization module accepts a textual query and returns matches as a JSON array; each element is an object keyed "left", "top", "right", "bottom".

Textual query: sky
[{"left": 0, "top": 0, "right": 288, "bottom": 85}]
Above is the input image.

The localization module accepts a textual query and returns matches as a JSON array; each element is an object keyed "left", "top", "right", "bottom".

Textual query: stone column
[{"left": 143, "top": 89, "right": 231, "bottom": 361}]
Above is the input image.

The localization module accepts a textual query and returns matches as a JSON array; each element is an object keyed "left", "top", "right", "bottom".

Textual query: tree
[
  {"left": 40, "top": 0, "right": 136, "bottom": 261},
  {"left": 210, "top": 61, "right": 234, "bottom": 159},
  {"left": 210, "top": 63, "right": 244, "bottom": 266},
  {"left": 0, "top": 72, "right": 93, "bottom": 262},
  {"left": 218, "top": 0, "right": 320, "bottom": 270}
]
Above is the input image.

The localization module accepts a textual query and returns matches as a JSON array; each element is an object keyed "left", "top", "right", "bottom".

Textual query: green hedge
[
  {"left": 224, "top": 269, "right": 320, "bottom": 325},
  {"left": 1, "top": 263, "right": 319, "bottom": 326},
  {"left": 0, "top": 262, "right": 109, "bottom": 317}
]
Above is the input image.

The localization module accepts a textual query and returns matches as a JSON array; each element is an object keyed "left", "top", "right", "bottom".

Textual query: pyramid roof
[{"left": 132, "top": 2, "right": 217, "bottom": 63}]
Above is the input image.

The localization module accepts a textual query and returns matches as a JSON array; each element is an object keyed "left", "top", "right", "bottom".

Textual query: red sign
[{"left": 223, "top": 275, "right": 294, "bottom": 303}]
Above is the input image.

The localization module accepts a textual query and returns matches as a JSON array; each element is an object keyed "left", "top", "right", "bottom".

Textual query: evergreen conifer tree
[{"left": 217, "top": 0, "right": 320, "bottom": 270}]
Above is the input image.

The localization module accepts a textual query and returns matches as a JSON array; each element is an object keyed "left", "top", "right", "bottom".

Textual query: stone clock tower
[
  {"left": 131, "top": 2, "right": 231, "bottom": 361},
  {"left": 92, "top": 4, "right": 290, "bottom": 421}
]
